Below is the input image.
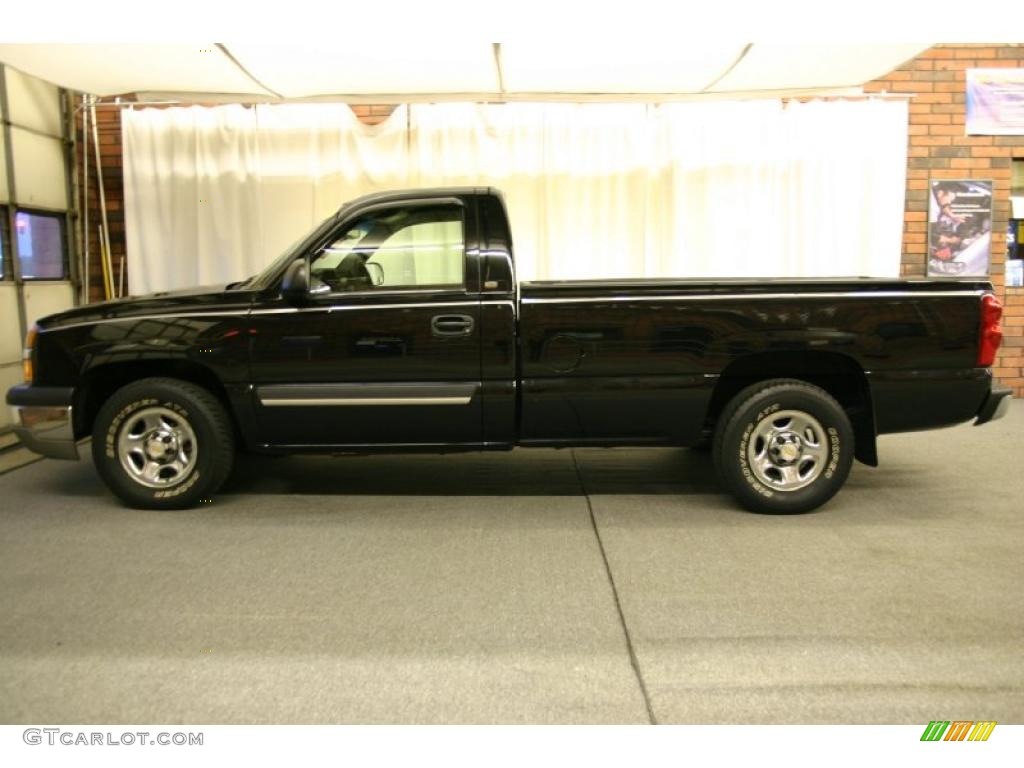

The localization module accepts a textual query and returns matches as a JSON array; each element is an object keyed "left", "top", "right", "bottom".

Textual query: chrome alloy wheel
[
  {"left": 746, "top": 409, "right": 827, "bottom": 492},
  {"left": 116, "top": 406, "right": 198, "bottom": 488}
]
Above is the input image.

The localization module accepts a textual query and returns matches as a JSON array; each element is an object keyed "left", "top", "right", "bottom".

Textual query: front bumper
[
  {"left": 6, "top": 385, "right": 79, "bottom": 460},
  {"left": 974, "top": 387, "right": 1012, "bottom": 426}
]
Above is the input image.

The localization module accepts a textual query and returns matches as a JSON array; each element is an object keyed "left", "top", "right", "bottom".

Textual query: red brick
[
  {"left": 929, "top": 125, "right": 967, "bottom": 136},
  {"left": 975, "top": 59, "right": 1022, "bottom": 68},
  {"left": 969, "top": 146, "right": 1012, "bottom": 158},
  {"left": 929, "top": 168, "right": 974, "bottom": 179},
  {"left": 912, "top": 113, "right": 952, "bottom": 125},
  {"left": 955, "top": 48, "right": 987, "bottom": 59},
  {"left": 914, "top": 93, "right": 954, "bottom": 104},
  {"left": 949, "top": 158, "right": 986, "bottom": 169}
]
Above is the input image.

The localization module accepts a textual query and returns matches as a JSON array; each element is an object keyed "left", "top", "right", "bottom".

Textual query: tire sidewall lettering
[
  {"left": 105, "top": 397, "right": 159, "bottom": 459},
  {"left": 737, "top": 407, "right": 777, "bottom": 499},
  {"left": 825, "top": 426, "right": 840, "bottom": 479}
]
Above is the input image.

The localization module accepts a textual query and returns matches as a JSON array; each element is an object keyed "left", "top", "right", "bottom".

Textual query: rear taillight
[{"left": 977, "top": 293, "right": 1003, "bottom": 367}]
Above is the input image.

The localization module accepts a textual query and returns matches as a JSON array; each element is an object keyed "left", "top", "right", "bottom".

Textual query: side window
[
  {"left": 14, "top": 210, "right": 66, "bottom": 280},
  {"left": 310, "top": 203, "right": 465, "bottom": 293}
]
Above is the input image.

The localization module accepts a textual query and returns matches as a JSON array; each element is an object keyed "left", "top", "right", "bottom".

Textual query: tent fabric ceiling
[{"left": 0, "top": 43, "right": 930, "bottom": 100}]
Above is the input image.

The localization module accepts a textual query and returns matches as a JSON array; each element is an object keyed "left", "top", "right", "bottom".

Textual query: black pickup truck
[{"left": 7, "top": 187, "right": 1011, "bottom": 513}]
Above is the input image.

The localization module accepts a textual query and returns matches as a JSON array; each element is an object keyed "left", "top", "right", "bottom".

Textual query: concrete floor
[{"left": 0, "top": 404, "right": 1021, "bottom": 724}]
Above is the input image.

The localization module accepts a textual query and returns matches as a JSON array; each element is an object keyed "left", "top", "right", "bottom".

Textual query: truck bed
[{"left": 516, "top": 276, "right": 991, "bottom": 446}]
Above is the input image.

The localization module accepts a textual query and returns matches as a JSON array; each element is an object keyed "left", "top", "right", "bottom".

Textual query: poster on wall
[
  {"left": 966, "top": 69, "right": 1024, "bottom": 135},
  {"left": 927, "top": 179, "right": 992, "bottom": 277}
]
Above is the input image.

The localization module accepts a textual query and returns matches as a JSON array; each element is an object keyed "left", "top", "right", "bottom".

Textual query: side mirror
[{"left": 280, "top": 258, "right": 310, "bottom": 303}]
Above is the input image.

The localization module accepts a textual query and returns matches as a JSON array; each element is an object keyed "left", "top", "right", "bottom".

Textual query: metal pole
[
  {"left": 97, "top": 225, "right": 110, "bottom": 301},
  {"left": 0, "top": 64, "right": 28, "bottom": 344},
  {"left": 89, "top": 98, "right": 114, "bottom": 300},
  {"left": 81, "top": 93, "right": 90, "bottom": 304},
  {"left": 61, "top": 88, "right": 81, "bottom": 304}
]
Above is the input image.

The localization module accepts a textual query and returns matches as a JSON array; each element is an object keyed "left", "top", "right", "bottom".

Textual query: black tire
[
  {"left": 712, "top": 379, "right": 854, "bottom": 514},
  {"left": 91, "top": 378, "right": 235, "bottom": 510}
]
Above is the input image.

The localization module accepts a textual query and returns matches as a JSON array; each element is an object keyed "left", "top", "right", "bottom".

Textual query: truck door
[{"left": 246, "top": 197, "right": 483, "bottom": 448}]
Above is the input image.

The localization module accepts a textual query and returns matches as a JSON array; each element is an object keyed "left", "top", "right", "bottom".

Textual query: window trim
[
  {"left": 12, "top": 205, "right": 68, "bottom": 281},
  {"left": 310, "top": 200, "right": 470, "bottom": 297}
]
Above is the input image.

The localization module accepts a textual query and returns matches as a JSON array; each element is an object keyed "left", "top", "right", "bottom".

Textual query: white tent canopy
[{"left": 0, "top": 43, "right": 928, "bottom": 100}]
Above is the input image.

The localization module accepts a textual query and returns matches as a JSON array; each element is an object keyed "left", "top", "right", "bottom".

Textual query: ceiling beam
[{"left": 111, "top": 85, "right": 909, "bottom": 107}]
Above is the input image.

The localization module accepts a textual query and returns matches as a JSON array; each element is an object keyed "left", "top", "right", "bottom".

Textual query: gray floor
[{"left": 0, "top": 404, "right": 1021, "bottom": 724}]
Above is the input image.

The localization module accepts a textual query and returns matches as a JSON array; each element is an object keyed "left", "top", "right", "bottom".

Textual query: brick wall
[
  {"left": 349, "top": 105, "right": 397, "bottom": 125},
  {"left": 865, "top": 44, "right": 1024, "bottom": 395},
  {"left": 77, "top": 105, "right": 125, "bottom": 304}
]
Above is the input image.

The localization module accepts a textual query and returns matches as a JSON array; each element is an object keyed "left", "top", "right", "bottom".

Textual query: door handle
[{"left": 431, "top": 314, "right": 475, "bottom": 337}]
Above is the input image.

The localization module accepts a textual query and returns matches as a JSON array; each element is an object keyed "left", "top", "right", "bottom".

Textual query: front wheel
[
  {"left": 713, "top": 380, "right": 854, "bottom": 514},
  {"left": 91, "top": 378, "right": 235, "bottom": 509}
]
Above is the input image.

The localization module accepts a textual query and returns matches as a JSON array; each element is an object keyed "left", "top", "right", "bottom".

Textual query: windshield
[{"left": 247, "top": 209, "right": 343, "bottom": 291}]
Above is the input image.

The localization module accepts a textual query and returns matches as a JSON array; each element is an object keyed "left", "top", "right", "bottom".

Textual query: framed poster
[
  {"left": 927, "top": 180, "right": 993, "bottom": 277},
  {"left": 966, "top": 69, "right": 1024, "bottom": 135}
]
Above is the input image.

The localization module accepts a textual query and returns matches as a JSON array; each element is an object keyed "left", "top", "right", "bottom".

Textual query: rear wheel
[
  {"left": 713, "top": 379, "right": 853, "bottom": 514},
  {"left": 91, "top": 378, "right": 235, "bottom": 509}
]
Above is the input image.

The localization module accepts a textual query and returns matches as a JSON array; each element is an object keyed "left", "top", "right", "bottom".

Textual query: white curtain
[
  {"left": 123, "top": 104, "right": 410, "bottom": 294},
  {"left": 123, "top": 99, "right": 907, "bottom": 294}
]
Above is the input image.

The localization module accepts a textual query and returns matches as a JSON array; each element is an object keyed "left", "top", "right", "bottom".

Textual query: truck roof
[{"left": 338, "top": 186, "right": 499, "bottom": 214}]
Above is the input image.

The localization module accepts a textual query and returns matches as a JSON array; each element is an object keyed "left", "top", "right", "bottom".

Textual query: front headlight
[{"left": 23, "top": 324, "right": 37, "bottom": 383}]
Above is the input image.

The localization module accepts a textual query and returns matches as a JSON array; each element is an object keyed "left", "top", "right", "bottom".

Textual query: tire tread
[{"left": 712, "top": 378, "right": 852, "bottom": 514}]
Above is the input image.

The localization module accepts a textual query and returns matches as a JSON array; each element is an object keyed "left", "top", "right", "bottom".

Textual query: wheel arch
[
  {"left": 72, "top": 360, "right": 241, "bottom": 445},
  {"left": 708, "top": 351, "right": 877, "bottom": 466}
]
